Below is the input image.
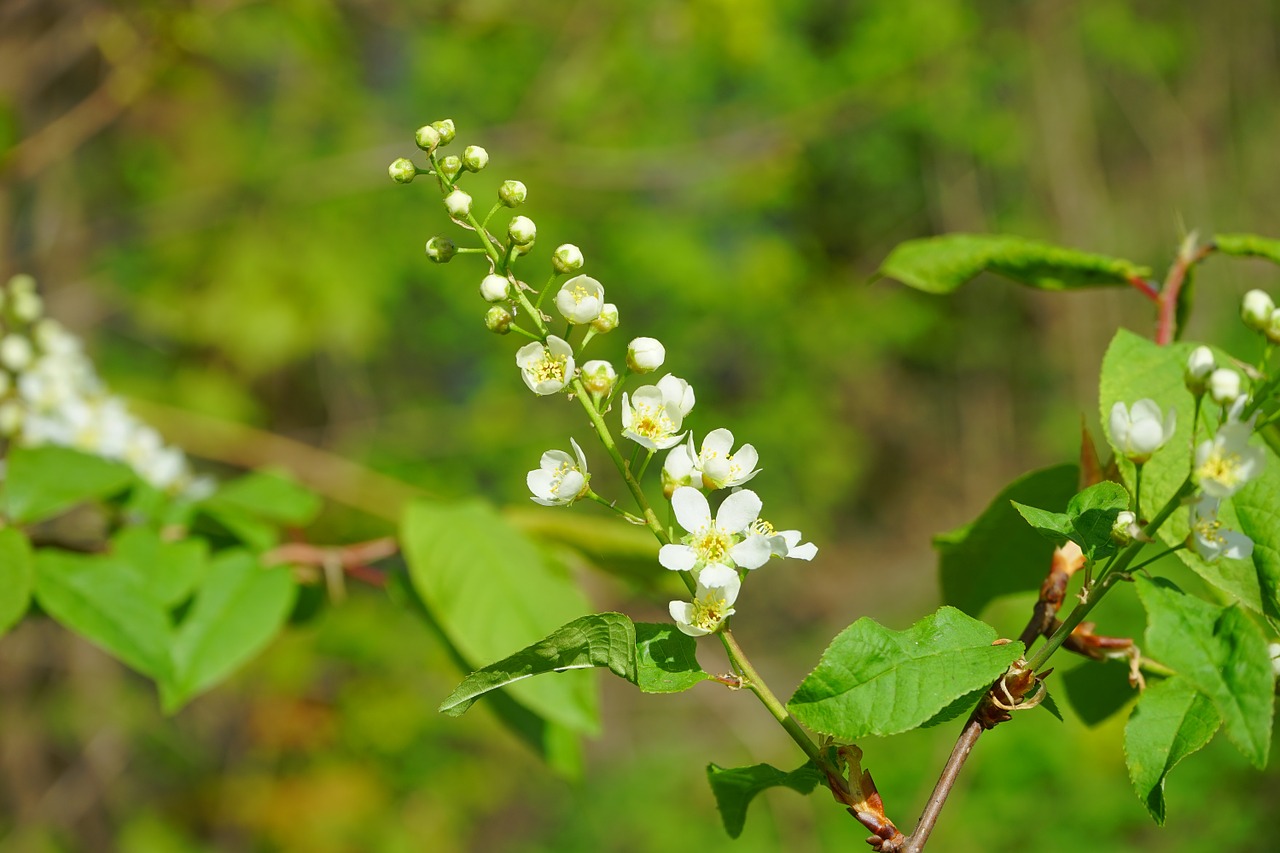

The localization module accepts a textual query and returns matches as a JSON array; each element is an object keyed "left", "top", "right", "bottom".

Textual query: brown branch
[
  {"left": 262, "top": 536, "right": 398, "bottom": 594},
  {"left": 1154, "top": 237, "right": 1215, "bottom": 345}
]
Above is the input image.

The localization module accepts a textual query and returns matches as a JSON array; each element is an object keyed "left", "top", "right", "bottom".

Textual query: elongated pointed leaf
[
  {"left": 634, "top": 622, "right": 710, "bottom": 693},
  {"left": 788, "top": 607, "right": 1024, "bottom": 740},
  {"left": 1137, "top": 577, "right": 1273, "bottom": 768},
  {"left": 1125, "top": 676, "right": 1220, "bottom": 824},
  {"left": 111, "top": 526, "right": 209, "bottom": 607},
  {"left": 880, "top": 234, "right": 1148, "bottom": 294},
  {"left": 439, "top": 613, "right": 636, "bottom": 716},
  {"left": 0, "top": 528, "right": 34, "bottom": 637},
  {"left": 6, "top": 446, "right": 135, "bottom": 524},
  {"left": 935, "top": 464, "right": 1079, "bottom": 616},
  {"left": 706, "top": 761, "right": 823, "bottom": 839},
  {"left": 1013, "top": 481, "right": 1130, "bottom": 561},
  {"left": 1213, "top": 233, "right": 1280, "bottom": 265},
  {"left": 1011, "top": 503, "right": 1073, "bottom": 541}
]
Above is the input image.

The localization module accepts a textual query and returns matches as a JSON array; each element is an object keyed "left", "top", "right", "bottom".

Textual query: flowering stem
[
  {"left": 1124, "top": 543, "right": 1185, "bottom": 577},
  {"left": 585, "top": 490, "right": 645, "bottom": 524},
  {"left": 507, "top": 324, "right": 541, "bottom": 341},
  {"left": 719, "top": 628, "right": 827, "bottom": 767},
  {"left": 534, "top": 273, "right": 558, "bottom": 312},
  {"left": 1133, "top": 463, "right": 1144, "bottom": 516},
  {"left": 1154, "top": 240, "right": 1215, "bottom": 345},
  {"left": 480, "top": 202, "right": 501, "bottom": 234}
]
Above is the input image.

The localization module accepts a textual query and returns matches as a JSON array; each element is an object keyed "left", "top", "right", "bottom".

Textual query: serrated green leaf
[
  {"left": 706, "top": 760, "right": 823, "bottom": 839},
  {"left": 935, "top": 464, "right": 1079, "bottom": 616},
  {"left": 1099, "top": 330, "right": 1273, "bottom": 615},
  {"left": 787, "top": 607, "right": 1024, "bottom": 740},
  {"left": 403, "top": 498, "right": 598, "bottom": 733},
  {"left": 1125, "top": 676, "right": 1221, "bottom": 825},
  {"left": 1062, "top": 659, "right": 1139, "bottom": 727},
  {"left": 5, "top": 445, "right": 135, "bottom": 524},
  {"left": 880, "top": 233, "right": 1148, "bottom": 294},
  {"left": 633, "top": 622, "right": 710, "bottom": 693},
  {"left": 439, "top": 613, "right": 636, "bottom": 716},
  {"left": 1011, "top": 502, "right": 1073, "bottom": 541},
  {"left": 33, "top": 550, "right": 172, "bottom": 680},
  {"left": 0, "top": 528, "right": 34, "bottom": 637},
  {"left": 1040, "top": 688, "right": 1064, "bottom": 722},
  {"left": 111, "top": 526, "right": 209, "bottom": 607},
  {"left": 1213, "top": 233, "right": 1280, "bottom": 265},
  {"left": 161, "top": 550, "right": 297, "bottom": 712},
  {"left": 1137, "top": 577, "right": 1273, "bottom": 768}
]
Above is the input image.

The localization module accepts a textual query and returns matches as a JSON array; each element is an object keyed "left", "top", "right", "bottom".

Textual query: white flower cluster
[{"left": 0, "top": 274, "right": 202, "bottom": 494}]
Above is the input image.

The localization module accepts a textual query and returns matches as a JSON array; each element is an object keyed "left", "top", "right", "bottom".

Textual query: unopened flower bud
[
  {"left": 1111, "top": 510, "right": 1137, "bottom": 545},
  {"left": 388, "top": 158, "right": 417, "bottom": 184},
  {"left": 439, "top": 155, "right": 462, "bottom": 181},
  {"left": 581, "top": 359, "right": 617, "bottom": 397},
  {"left": 480, "top": 274, "right": 511, "bottom": 303},
  {"left": 1185, "top": 345, "right": 1215, "bottom": 395},
  {"left": 432, "top": 119, "right": 456, "bottom": 145},
  {"left": 508, "top": 216, "right": 536, "bottom": 246},
  {"left": 552, "top": 244, "right": 584, "bottom": 274},
  {"left": 0, "top": 335, "right": 33, "bottom": 371},
  {"left": 425, "top": 236, "right": 456, "bottom": 263},
  {"left": 498, "top": 180, "right": 527, "bottom": 208},
  {"left": 7, "top": 274, "right": 35, "bottom": 296},
  {"left": 1267, "top": 308, "right": 1280, "bottom": 345},
  {"left": 414, "top": 125, "right": 441, "bottom": 152},
  {"left": 11, "top": 289, "right": 41, "bottom": 323},
  {"left": 1208, "top": 368, "right": 1242, "bottom": 405},
  {"left": 591, "top": 303, "right": 618, "bottom": 333},
  {"left": 462, "top": 145, "right": 489, "bottom": 172},
  {"left": 627, "top": 337, "right": 665, "bottom": 373},
  {"left": 485, "top": 305, "right": 513, "bottom": 335},
  {"left": 444, "top": 189, "right": 473, "bottom": 218},
  {"left": 1242, "top": 290, "right": 1275, "bottom": 332}
]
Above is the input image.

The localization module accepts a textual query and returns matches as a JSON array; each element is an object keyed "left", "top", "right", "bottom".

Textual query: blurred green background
[{"left": 2, "top": 0, "right": 1279, "bottom": 850}]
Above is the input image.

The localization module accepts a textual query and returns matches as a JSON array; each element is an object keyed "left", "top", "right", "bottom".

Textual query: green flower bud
[
  {"left": 444, "top": 189, "right": 472, "bottom": 218},
  {"left": 498, "top": 180, "right": 527, "bottom": 208},
  {"left": 425, "top": 236, "right": 457, "bottom": 263},
  {"left": 590, "top": 302, "right": 618, "bottom": 334},
  {"left": 415, "top": 125, "right": 441, "bottom": 152},
  {"left": 552, "top": 243, "right": 584, "bottom": 274},
  {"left": 1242, "top": 289, "right": 1275, "bottom": 332},
  {"left": 462, "top": 145, "right": 489, "bottom": 172},
  {"left": 480, "top": 273, "right": 511, "bottom": 303},
  {"left": 432, "top": 119, "right": 456, "bottom": 145},
  {"left": 485, "top": 305, "right": 513, "bottom": 334},
  {"left": 388, "top": 158, "right": 417, "bottom": 184},
  {"left": 439, "top": 155, "right": 462, "bottom": 181},
  {"left": 581, "top": 359, "right": 617, "bottom": 397},
  {"left": 508, "top": 215, "right": 536, "bottom": 246}
]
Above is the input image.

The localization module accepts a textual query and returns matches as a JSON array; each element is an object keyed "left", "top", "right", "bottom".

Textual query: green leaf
[
  {"left": 1137, "top": 577, "right": 1274, "bottom": 768},
  {"left": 161, "top": 550, "right": 297, "bottom": 712},
  {"left": 706, "top": 760, "right": 823, "bottom": 839},
  {"left": 935, "top": 464, "right": 1079, "bottom": 616},
  {"left": 1011, "top": 502, "right": 1073, "bottom": 541},
  {"left": 1062, "top": 659, "right": 1139, "bottom": 727},
  {"left": 198, "top": 469, "right": 321, "bottom": 550},
  {"left": 1014, "top": 481, "right": 1130, "bottom": 560},
  {"left": 403, "top": 498, "right": 598, "bottom": 733},
  {"left": 880, "top": 234, "right": 1149, "bottom": 294},
  {"left": 439, "top": 613, "right": 637, "bottom": 716},
  {"left": 787, "top": 607, "right": 1024, "bottom": 740},
  {"left": 5, "top": 445, "right": 135, "bottom": 524},
  {"left": 111, "top": 526, "right": 209, "bottom": 607},
  {"left": 1124, "top": 676, "right": 1221, "bottom": 825},
  {"left": 0, "top": 528, "right": 34, "bottom": 637},
  {"left": 633, "top": 622, "right": 711, "bottom": 693},
  {"left": 1100, "top": 330, "right": 1273, "bottom": 615},
  {"left": 1213, "top": 233, "right": 1280, "bottom": 265},
  {"left": 33, "top": 550, "right": 172, "bottom": 680}
]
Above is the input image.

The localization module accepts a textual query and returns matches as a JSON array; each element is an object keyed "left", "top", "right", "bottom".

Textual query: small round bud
[
  {"left": 444, "top": 189, "right": 473, "bottom": 219},
  {"left": 388, "top": 158, "right": 417, "bottom": 184},
  {"left": 1208, "top": 368, "right": 1242, "bottom": 405},
  {"left": 414, "top": 125, "right": 441, "bottom": 152},
  {"left": 480, "top": 274, "right": 511, "bottom": 303},
  {"left": 1242, "top": 289, "right": 1275, "bottom": 331},
  {"left": 1111, "top": 510, "right": 1137, "bottom": 545},
  {"left": 1184, "top": 345, "right": 1215, "bottom": 395},
  {"left": 508, "top": 216, "right": 537, "bottom": 246},
  {"left": 7, "top": 274, "right": 35, "bottom": 296},
  {"left": 498, "top": 180, "right": 527, "bottom": 208},
  {"left": 485, "top": 305, "right": 513, "bottom": 335},
  {"left": 581, "top": 359, "right": 617, "bottom": 397},
  {"left": 439, "top": 155, "right": 462, "bottom": 181},
  {"left": 591, "top": 303, "right": 619, "bottom": 334},
  {"left": 462, "top": 145, "right": 489, "bottom": 172},
  {"left": 627, "top": 337, "right": 665, "bottom": 373},
  {"left": 425, "top": 236, "right": 457, "bottom": 263},
  {"left": 0, "top": 335, "right": 33, "bottom": 371},
  {"left": 552, "top": 244, "right": 584, "bottom": 275},
  {"left": 1267, "top": 308, "right": 1280, "bottom": 345},
  {"left": 11, "top": 289, "right": 41, "bottom": 323},
  {"left": 432, "top": 119, "right": 456, "bottom": 145}
]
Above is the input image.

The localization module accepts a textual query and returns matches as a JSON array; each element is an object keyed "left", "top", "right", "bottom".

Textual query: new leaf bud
[
  {"left": 432, "top": 119, "right": 456, "bottom": 145},
  {"left": 485, "top": 305, "right": 513, "bottom": 335},
  {"left": 552, "top": 243, "right": 584, "bottom": 275},
  {"left": 388, "top": 158, "right": 417, "bottom": 184},
  {"left": 480, "top": 274, "right": 511, "bottom": 303},
  {"left": 444, "top": 189, "right": 473, "bottom": 218},
  {"left": 591, "top": 303, "right": 618, "bottom": 333},
  {"left": 498, "top": 180, "right": 527, "bottom": 207},
  {"left": 627, "top": 337, "right": 665, "bottom": 373},
  {"left": 439, "top": 155, "right": 463, "bottom": 181},
  {"left": 1184, "top": 345, "right": 1215, "bottom": 395},
  {"left": 508, "top": 216, "right": 537, "bottom": 246},
  {"left": 425, "top": 236, "right": 456, "bottom": 263},
  {"left": 414, "top": 125, "right": 441, "bottom": 152},
  {"left": 462, "top": 145, "right": 489, "bottom": 172},
  {"left": 1242, "top": 289, "right": 1275, "bottom": 331}
]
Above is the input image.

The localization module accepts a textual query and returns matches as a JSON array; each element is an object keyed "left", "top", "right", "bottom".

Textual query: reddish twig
[
  {"left": 1127, "top": 274, "right": 1160, "bottom": 301},
  {"left": 1154, "top": 239, "right": 1216, "bottom": 345},
  {"left": 263, "top": 536, "right": 398, "bottom": 593}
]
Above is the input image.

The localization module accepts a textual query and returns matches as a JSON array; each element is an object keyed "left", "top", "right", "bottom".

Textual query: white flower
[
  {"left": 669, "top": 564, "right": 741, "bottom": 637},
  {"left": 0, "top": 336, "right": 33, "bottom": 371},
  {"left": 443, "top": 189, "right": 472, "bottom": 218},
  {"left": 515, "top": 336, "right": 575, "bottom": 395},
  {"left": 1196, "top": 421, "right": 1266, "bottom": 498},
  {"left": 480, "top": 274, "right": 511, "bottom": 303},
  {"left": 659, "top": 487, "right": 770, "bottom": 573},
  {"left": 1111, "top": 510, "right": 1139, "bottom": 545},
  {"left": 1187, "top": 495, "right": 1254, "bottom": 562},
  {"left": 527, "top": 438, "right": 590, "bottom": 507},
  {"left": 1109, "top": 399, "right": 1175, "bottom": 464},
  {"left": 1242, "top": 289, "right": 1275, "bottom": 331},
  {"left": 554, "top": 275, "right": 605, "bottom": 324},
  {"left": 1207, "top": 369, "right": 1242, "bottom": 405},
  {"left": 696, "top": 428, "right": 761, "bottom": 490},
  {"left": 661, "top": 436, "right": 699, "bottom": 497},
  {"left": 621, "top": 375, "right": 694, "bottom": 450},
  {"left": 742, "top": 518, "right": 818, "bottom": 564},
  {"left": 1185, "top": 346, "right": 1215, "bottom": 394},
  {"left": 626, "top": 337, "right": 665, "bottom": 373}
]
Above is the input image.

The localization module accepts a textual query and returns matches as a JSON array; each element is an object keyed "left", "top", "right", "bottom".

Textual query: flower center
[
  {"left": 691, "top": 592, "right": 729, "bottom": 631},
  {"left": 631, "top": 402, "right": 674, "bottom": 439},
  {"left": 692, "top": 526, "right": 732, "bottom": 563},
  {"left": 1198, "top": 450, "right": 1244, "bottom": 489},
  {"left": 750, "top": 519, "right": 776, "bottom": 537},
  {"left": 531, "top": 351, "right": 566, "bottom": 384}
]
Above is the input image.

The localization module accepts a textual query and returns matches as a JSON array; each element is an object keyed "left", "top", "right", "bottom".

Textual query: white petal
[
  {"left": 659, "top": 544, "right": 698, "bottom": 572},
  {"left": 788, "top": 542, "right": 818, "bottom": 560},
  {"left": 669, "top": 601, "right": 706, "bottom": 635},
  {"left": 1109, "top": 402, "right": 1130, "bottom": 446},
  {"left": 671, "top": 486, "right": 712, "bottom": 533},
  {"left": 620, "top": 393, "right": 633, "bottom": 429},
  {"left": 569, "top": 438, "right": 588, "bottom": 471},
  {"left": 730, "top": 536, "right": 772, "bottom": 570},
  {"left": 701, "top": 428, "right": 734, "bottom": 458},
  {"left": 698, "top": 563, "right": 741, "bottom": 606},
  {"left": 717, "top": 489, "right": 762, "bottom": 533}
]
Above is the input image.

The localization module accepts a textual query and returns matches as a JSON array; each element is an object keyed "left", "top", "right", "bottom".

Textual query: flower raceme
[
  {"left": 621, "top": 374, "right": 694, "bottom": 450},
  {"left": 1109, "top": 399, "right": 1175, "bottom": 464},
  {"left": 527, "top": 438, "right": 590, "bottom": 507},
  {"left": 516, "top": 336, "right": 575, "bottom": 395}
]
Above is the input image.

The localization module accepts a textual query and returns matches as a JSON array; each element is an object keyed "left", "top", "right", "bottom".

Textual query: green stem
[
  {"left": 635, "top": 449, "right": 655, "bottom": 481},
  {"left": 1134, "top": 463, "right": 1144, "bottom": 517},
  {"left": 720, "top": 628, "right": 826, "bottom": 766},
  {"left": 585, "top": 490, "right": 644, "bottom": 524},
  {"left": 1124, "top": 544, "right": 1185, "bottom": 577},
  {"left": 507, "top": 324, "right": 541, "bottom": 341},
  {"left": 534, "top": 272, "right": 558, "bottom": 312}
]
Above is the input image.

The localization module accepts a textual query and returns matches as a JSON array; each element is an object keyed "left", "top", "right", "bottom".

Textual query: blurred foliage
[{"left": 3, "top": 0, "right": 1280, "bottom": 849}]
